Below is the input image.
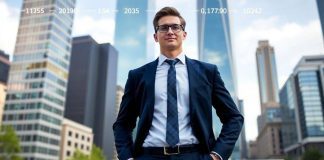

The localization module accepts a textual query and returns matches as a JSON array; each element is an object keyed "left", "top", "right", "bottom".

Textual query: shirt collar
[{"left": 158, "top": 52, "right": 186, "bottom": 66}]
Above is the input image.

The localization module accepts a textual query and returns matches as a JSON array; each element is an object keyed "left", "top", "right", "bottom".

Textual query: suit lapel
[
  {"left": 186, "top": 56, "right": 199, "bottom": 117},
  {"left": 143, "top": 58, "right": 158, "bottom": 122}
]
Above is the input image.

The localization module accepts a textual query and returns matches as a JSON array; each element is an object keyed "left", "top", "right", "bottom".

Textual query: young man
[{"left": 113, "top": 7, "right": 244, "bottom": 160}]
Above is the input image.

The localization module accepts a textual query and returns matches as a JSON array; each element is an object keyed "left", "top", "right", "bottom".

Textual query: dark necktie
[{"left": 165, "top": 59, "right": 180, "bottom": 146}]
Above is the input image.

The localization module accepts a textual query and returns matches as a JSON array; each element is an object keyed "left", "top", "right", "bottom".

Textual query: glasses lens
[{"left": 157, "top": 24, "right": 183, "bottom": 33}]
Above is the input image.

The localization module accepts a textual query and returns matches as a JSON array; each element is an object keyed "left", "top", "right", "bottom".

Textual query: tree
[
  {"left": 69, "top": 144, "right": 105, "bottom": 160},
  {"left": 89, "top": 145, "right": 105, "bottom": 160},
  {"left": 69, "top": 149, "right": 88, "bottom": 160},
  {"left": 0, "top": 125, "right": 22, "bottom": 160},
  {"left": 302, "top": 148, "right": 323, "bottom": 160}
]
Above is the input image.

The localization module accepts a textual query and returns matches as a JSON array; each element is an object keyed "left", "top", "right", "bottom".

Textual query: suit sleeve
[
  {"left": 113, "top": 70, "right": 139, "bottom": 160},
  {"left": 211, "top": 65, "right": 244, "bottom": 160}
]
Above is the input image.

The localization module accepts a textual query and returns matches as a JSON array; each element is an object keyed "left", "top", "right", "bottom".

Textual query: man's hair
[{"left": 153, "top": 7, "right": 186, "bottom": 33}]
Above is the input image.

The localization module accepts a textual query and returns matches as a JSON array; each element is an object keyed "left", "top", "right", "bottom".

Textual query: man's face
[{"left": 154, "top": 16, "right": 187, "bottom": 51}]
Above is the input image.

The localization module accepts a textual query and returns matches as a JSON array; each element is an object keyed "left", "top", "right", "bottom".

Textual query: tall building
[
  {"left": 256, "top": 40, "right": 280, "bottom": 113},
  {"left": 60, "top": 118, "right": 93, "bottom": 160},
  {"left": 316, "top": 0, "right": 324, "bottom": 40},
  {"left": 197, "top": 0, "right": 240, "bottom": 158},
  {"left": 115, "top": 85, "right": 124, "bottom": 117},
  {"left": 238, "top": 99, "right": 248, "bottom": 159},
  {"left": 254, "top": 40, "right": 283, "bottom": 158},
  {"left": 280, "top": 55, "right": 324, "bottom": 159},
  {"left": 0, "top": 50, "right": 10, "bottom": 84},
  {"left": 64, "top": 35, "right": 118, "bottom": 160},
  {"left": 197, "top": 0, "right": 237, "bottom": 137},
  {"left": 114, "top": 0, "right": 155, "bottom": 86},
  {"left": 0, "top": 50, "right": 10, "bottom": 125},
  {"left": 2, "top": 0, "right": 75, "bottom": 159},
  {"left": 113, "top": 85, "right": 124, "bottom": 160},
  {"left": 0, "top": 84, "right": 6, "bottom": 126}
]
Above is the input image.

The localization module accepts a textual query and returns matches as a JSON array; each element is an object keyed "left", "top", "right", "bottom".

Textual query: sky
[{"left": 0, "top": 0, "right": 323, "bottom": 142}]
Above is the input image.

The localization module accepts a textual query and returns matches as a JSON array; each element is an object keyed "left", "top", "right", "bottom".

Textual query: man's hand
[{"left": 210, "top": 153, "right": 221, "bottom": 160}]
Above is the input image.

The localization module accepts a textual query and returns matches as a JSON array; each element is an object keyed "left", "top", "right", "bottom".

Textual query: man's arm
[
  {"left": 113, "top": 70, "right": 139, "bottom": 160},
  {"left": 211, "top": 65, "right": 244, "bottom": 160}
]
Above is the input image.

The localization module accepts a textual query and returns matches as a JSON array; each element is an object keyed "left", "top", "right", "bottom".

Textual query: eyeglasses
[{"left": 155, "top": 24, "right": 184, "bottom": 33}]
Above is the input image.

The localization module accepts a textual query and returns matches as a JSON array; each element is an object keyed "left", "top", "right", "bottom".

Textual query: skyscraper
[
  {"left": 0, "top": 50, "right": 10, "bottom": 125},
  {"left": 114, "top": 0, "right": 155, "bottom": 86},
  {"left": 65, "top": 35, "right": 118, "bottom": 160},
  {"left": 2, "top": 0, "right": 76, "bottom": 159},
  {"left": 197, "top": 0, "right": 237, "bottom": 137},
  {"left": 238, "top": 99, "right": 248, "bottom": 159},
  {"left": 0, "top": 50, "right": 10, "bottom": 84},
  {"left": 280, "top": 55, "right": 324, "bottom": 159},
  {"left": 254, "top": 40, "right": 283, "bottom": 158},
  {"left": 197, "top": 0, "right": 240, "bottom": 158},
  {"left": 316, "top": 0, "right": 324, "bottom": 40},
  {"left": 256, "top": 40, "right": 280, "bottom": 113}
]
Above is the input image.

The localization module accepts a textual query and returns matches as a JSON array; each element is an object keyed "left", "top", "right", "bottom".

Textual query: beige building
[
  {"left": 0, "top": 83, "right": 6, "bottom": 125},
  {"left": 253, "top": 123, "right": 283, "bottom": 158},
  {"left": 60, "top": 118, "right": 93, "bottom": 160},
  {"left": 253, "top": 40, "right": 284, "bottom": 159},
  {"left": 113, "top": 85, "right": 124, "bottom": 160}
]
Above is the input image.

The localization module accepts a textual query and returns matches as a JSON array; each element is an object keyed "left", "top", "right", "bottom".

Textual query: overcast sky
[{"left": 1, "top": 0, "right": 323, "bottom": 142}]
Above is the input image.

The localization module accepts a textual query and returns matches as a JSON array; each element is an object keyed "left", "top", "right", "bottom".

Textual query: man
[{"left": 113, "top": 7, "right": 243, "bottom": 160}]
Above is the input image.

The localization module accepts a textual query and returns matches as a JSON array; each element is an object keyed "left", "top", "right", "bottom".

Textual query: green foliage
[
  {"left": 90, "top": 145, "right": 106, "bottom": 160},
  {"left": 0, "top": 125, "right": 22, "bottom": 160},
  {"left": 69, "top": 149, "right": 89, "bottom": 160},
  {"left": 302, "top": 148, "right": 324, "bottom": 160},
  {"left": 69, "top": 144, "right": 106, "bottom": 160}
]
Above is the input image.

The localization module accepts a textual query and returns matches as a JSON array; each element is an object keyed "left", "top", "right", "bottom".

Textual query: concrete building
[
  {"left": 253, "top": 40, "right": 284, "bottom": 159},
  {"left": 0, "top": 50, "right": 10, "bottom": 125},
  {"left": 1, "top": 0, "right": 75, "bottom": 159},
  {"left": 65, "top": 35, "right": 118, "bottom": 160},
  {"left": 60, "top": 118, "right": 93, "bottom": 160},
  {"left": 280, "top": 55, "right": 324, "bottom": 159},
  {"left": 0, "top": 50, "right": 10, "bottom": 84}
]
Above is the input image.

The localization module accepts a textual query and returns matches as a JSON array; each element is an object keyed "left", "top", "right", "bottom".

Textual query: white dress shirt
[{"left": 143, "top": 52, "right": 199, "bottom": 147}]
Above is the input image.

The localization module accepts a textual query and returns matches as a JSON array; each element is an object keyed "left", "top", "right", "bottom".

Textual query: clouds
[
  {"left": 232, "top": 16, "right": 324, "bottom": 141},
  {"left": 0, "top": 1, "right": 20, "bottom": 58},
  {"left": 72, "top": 15, "right": 115, "bottom": 44}
]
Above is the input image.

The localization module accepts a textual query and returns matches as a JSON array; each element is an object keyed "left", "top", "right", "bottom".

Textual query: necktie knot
[{"left": 165, "top": 59, "right": 180, "bottom": 67}]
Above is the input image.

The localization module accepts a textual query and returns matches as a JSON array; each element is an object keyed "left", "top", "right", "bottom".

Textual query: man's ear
[
  {"left": 153, "top": 33, "right": 158, "bottom": 42},
  {"left": 182, "top": 31, "right": 187, "bottom": 40}
]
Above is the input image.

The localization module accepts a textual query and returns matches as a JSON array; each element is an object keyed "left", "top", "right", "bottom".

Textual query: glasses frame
[{"left": 155, "top": 24, "right": 185, "bottom": 33}]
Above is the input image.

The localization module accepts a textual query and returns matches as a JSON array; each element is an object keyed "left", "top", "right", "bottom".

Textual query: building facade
[
  {"left": 60, "top": 118, "right": 93, "bottom": 160},
  {"left": 0, "top": 50, "right": 10, "bottom": 84},
  {"left": 197, "top": 1, "right": 240, "bottom": 158},
  {"left": 0, "top": 50, "right": 10, "bottom": 125},
  {"left": 114, "top": 0, "right": 155, "bottom": 86},
  {"left": 64, "top": 35, "right": 118, "bottom": 160},
  {"left": 316, "top": 0, "right": 324, "bottom": 39},
  {"left": 1, "top": 0, "right": 75, "bottom": 159},
  {"left": 254, "top": 40, "right": 284, "bottom": 158},
  {"left": 280, "top": 55, "right": 324, "bottom": 159}
]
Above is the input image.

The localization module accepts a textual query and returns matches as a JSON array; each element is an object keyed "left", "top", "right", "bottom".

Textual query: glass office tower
[
  {"left": 2, "top": 0, "right": 75, "bottom": 159},
  {"left": 114, "top": 0, "right": 155, "bottom": 86},
  {"left": 280, "top": 55, "right": 324, "bottom": 159},
  {"left": 197, "top": 0, "right": 239, "bottom": 159}
]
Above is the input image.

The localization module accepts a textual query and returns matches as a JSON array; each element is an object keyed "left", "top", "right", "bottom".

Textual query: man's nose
[{"left": 167, "top": 27, "right": 174, "bottom": 34}]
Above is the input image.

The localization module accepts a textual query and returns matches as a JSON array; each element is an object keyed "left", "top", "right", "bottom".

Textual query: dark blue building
[
  {"left": 65, "top": 35, "right": 118, "bottom": 159},
  {"left": 0, "top": 50, "right": 10, "bottom": 84}
]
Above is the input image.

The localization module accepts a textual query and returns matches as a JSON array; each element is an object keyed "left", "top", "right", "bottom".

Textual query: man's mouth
[{"left": 165, "top": 38, "right": 176, "bottom": 41}]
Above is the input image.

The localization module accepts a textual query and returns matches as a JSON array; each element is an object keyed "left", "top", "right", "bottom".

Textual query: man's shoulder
[
  {"left": 130, "top": 59, "right": 158, "bottom": 75},
  {"left": 186, "top": 57, "right": 216, "bottom": 69}
]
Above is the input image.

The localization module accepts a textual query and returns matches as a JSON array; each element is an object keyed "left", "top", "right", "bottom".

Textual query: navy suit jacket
[{"left": 113, "top": 57, "right": 244, "bottom": 160}]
